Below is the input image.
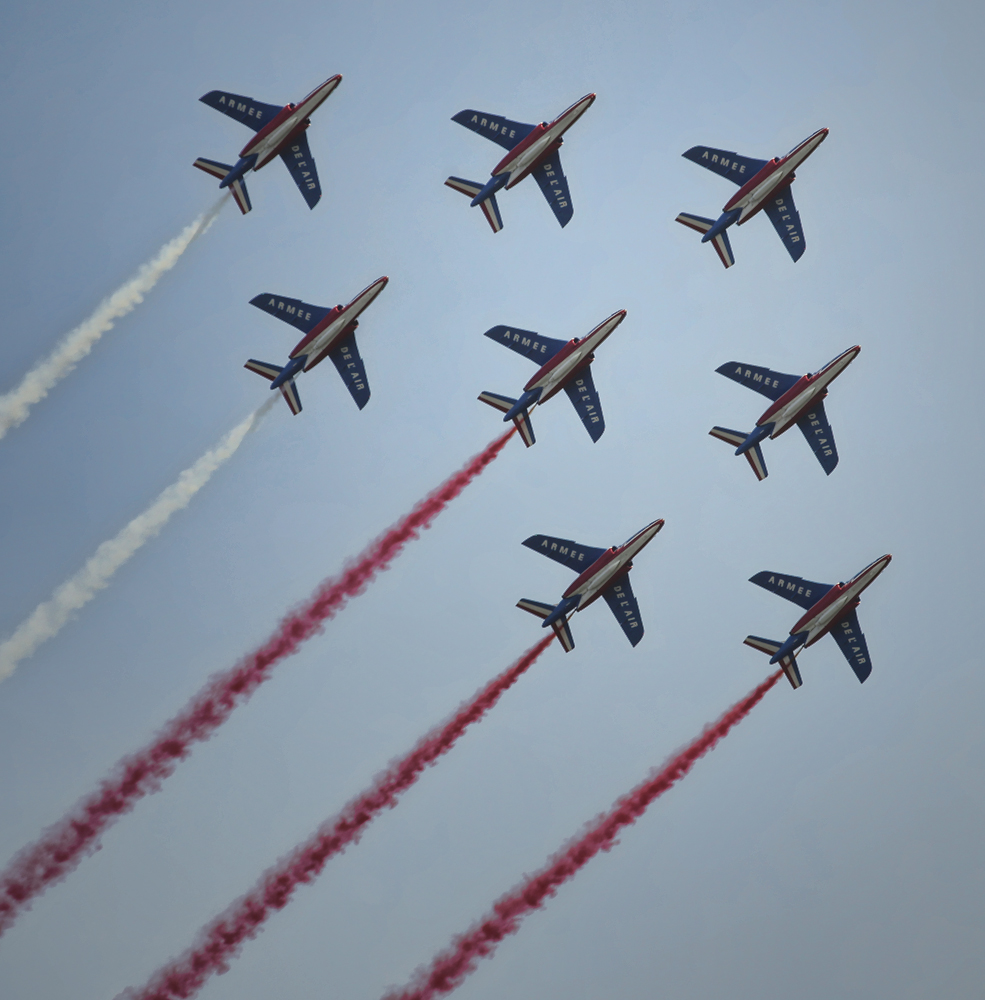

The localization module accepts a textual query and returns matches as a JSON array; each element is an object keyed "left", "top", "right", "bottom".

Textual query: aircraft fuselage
[
  {"left": 523, "top": 310, "right": 626, "bottom": 404},
  {"left": 238, "top": 75, "right": 341, "bottom": 172},
  {"left": 793, "top": 554, "right": 892, "bottom": 646},
  {"left": 757, "top": 345, "right": 860, "bottom": 437},
  {"left": 561, "top": 519, "right": 664, "bottom": 610}
]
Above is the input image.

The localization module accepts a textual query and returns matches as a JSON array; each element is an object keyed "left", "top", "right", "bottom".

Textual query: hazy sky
[{"left": 1, "top": 2, "right": 983, "bottom": 999}]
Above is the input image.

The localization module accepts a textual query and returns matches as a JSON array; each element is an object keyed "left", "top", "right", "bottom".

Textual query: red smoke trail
[
  {"left": 384, "top": 670, "right": 784, "bottom": 1000},
  {"left": 120, "top": 635, "right": 553, "bottom": 1000},
  {"left": 0, "top": 429, "right": 515, "bottom": 937}
]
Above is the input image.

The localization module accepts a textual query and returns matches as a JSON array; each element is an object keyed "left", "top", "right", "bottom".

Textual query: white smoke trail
[
  {"left": 0, "top": 198, "right": 227, "bottom": 440},
  {"left": 0, "top": 397, "right": 275, "bottom": 684}
]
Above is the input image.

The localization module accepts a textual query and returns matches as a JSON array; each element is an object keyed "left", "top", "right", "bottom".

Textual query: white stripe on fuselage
[
  {"left": 571, "top": 521, "right": 662, "bottom": 607},
  {"left": 765, "top": 347, "right": 857, "bottom": 435},
  {"left": 501, "top": 96, "right": 593, "bottom": 185},
  {"left": 247, "top": 79, "right": 338, "bottom": 168},
  {"left": 801, "top": 556, "right": 889, "bottom": 642},
  {"left": 529, "top": 312, "right": 624, "bottom": 398},
  {"left": 733, "top": 131, "right": 826, "bottom": 220},
  {"left": 300, "top": 278, "right": 386, "bottom": 370}
]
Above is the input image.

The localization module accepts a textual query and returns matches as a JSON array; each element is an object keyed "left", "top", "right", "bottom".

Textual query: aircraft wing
[
  {"left": 830, "top": 608, "right": 872, "bottom": 682},
  {"left": 484, "top": 326, "right": 567, "bottom": 364},
  {"left": 763, "top": 187, "right": 806, "bottom": 261},
  {"left": 280, "top": 133, "right": 321, "bottom": 209},
  {"left": 715, "top": 362, "right": 800, "bottom": 401},
  {"left": 532, "top": 154, "right": 573, "bottom": 227},
  {"left": 796, "top": 401, "right": 838, "bottom": 475},
  {"left": 328, "top": 332, "right": 370, "bottom": 410},
  {"left": 249, "top": 294, "right": 331, "bottom": 334},
  {"left": 602, "top": 576, "right": 644, "bottom": 647},
  {"left": 749, "top": 571, "right": 833, "bottom": 610},
  {"left": 199, "top": 91, "right": 284, "bottom": 133},
  {"left": 682, "top": 146, "right": 769, "bottom": 185},
  {"left": 562, "top": 368, "right": 604, "bottom": 442},
  {"left": 522, "top": 535, "right": 606, "bottom": 572},
  {"left": 451, "top": 110, "right": 535, "bottom": 150}
]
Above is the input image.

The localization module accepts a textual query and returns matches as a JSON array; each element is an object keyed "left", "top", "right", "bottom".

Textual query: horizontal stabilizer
[
  {"left": 675, "top": 213, "right": 733, "bottom": 267},
  {"left": 744, "top": 635, "right": 803, "bottom": 689},
  {"left": 682, "top": 146, "right": 768, "bottom": 185},
  {"left": 715, "top": 362, "right": 800, "bottom": 401},
  {"left": 245, "top": 359, "right": 283, "bottom": 382},
  {"left": 483, "top": 325, "right": 566, "bottom": 364},
  {"left": 445, "top": 177, "right": 503, "bottom": 232},
  {"left": 328, "top": 332, "right": 370, "bottom": 410},
  {"left": 763, "top": 187, "right": 806, "bottom": 262},
  {"left": 749, "top": 571, "right": 832, "bottom": 611},
  {"left": 228, "top": 177, "right": 251, "bottom": 215},
  {"left": 517, "top": 598, "right": 555, "bottom": 620},
  {"left": 199, "top": 91, "right": 283, "bottom": 132},
  {"left": 533, "top": 153, "right": 573, "bottom": 228},
  {"left": 193, "top": 157, "right": 232, "bottom": 180},
  {"left": 280, "top": 379, "right": 302, "bottom": 415},
  {"left": 280, "top": 132, "right": 321, "bottom": 209},
  {"left": 830, "top": 608, "right": 872, "bottom": 683},
  {"left": 451, "top": 110, "right": 535, "bottom": 151},
  {"left": 478, "top": 391, "right": 516, "bottom": 414},
  {"left": 796, "top": 400, "right": 838, "bottom": 475},
  {"left": 563, "top": 368, "right": 604, "bottom": 442},
  {"left": 710, "top": 427, "right": 768, "bottom": 480},
  {"left": 522, "top": 535, "right": 606, "bottom": 572},
  {"left": 250, "top": 294, "right": 331, "bottom": 335},
  {"left": 602, "top": 576, "right": 644, "bottom": 647}
]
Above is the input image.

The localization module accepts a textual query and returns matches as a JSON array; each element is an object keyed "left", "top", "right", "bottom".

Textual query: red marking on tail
[
  {"left": 0, "top": 430, "right": 515, "bottom": 937},
  {"left": 122, "top": 635, "right": 553, "bottom": 1000},
  {"left": 385, "top": 670, "right": 784, "bottom": 1000}
]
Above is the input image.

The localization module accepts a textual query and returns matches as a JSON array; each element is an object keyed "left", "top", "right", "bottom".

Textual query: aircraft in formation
[
  {"left": 193, "top": 75, "right": 342, "bottom": 214},
  {"left": 445, "top": 93, "right": 596, "bottom": 232},
  {"left": 675, "top": 127, "right": 828, "bottom": 268},
  {"left": 516, "top": 519, "right": 664, "bottom": 652},
  {"left": 478, "top": 310, "right": 625, "bottom": 446},
  {"left": 709, "top": 345, "right": 860, "bottom": 480},
  {"left": 201, "top": 79, "right": 885, "bottom": 682},
  {"left": 743, "top": 555, "right": 892, "bottom": 688},
  {"left": 244, "top": 276, "right": 389, "bottom": 414}
]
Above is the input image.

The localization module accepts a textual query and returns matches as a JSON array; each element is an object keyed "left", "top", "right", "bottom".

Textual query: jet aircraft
[
  {"left": 244, "top": 276, "right": 388, "bottom": 414},
  {"left": 517, "top": 518, "right": 664, "bottom": 652},
  {"left": 445, "top": 93, "right": 596, "bottom": 232},
  {"left": 193, "top": 74, "right": 341, "bottom": 214},
  {"left": 478, "top": 310, "right": 625, "bottom": 446},
  {"left": 675, "top": 127, "right": 828, "bottom": 267},
  {"left": 744, "top": 554, "right": 892, "bottom": 689},
  {"left": 709, "top": 346, "right": 860, "bottom": 480}
]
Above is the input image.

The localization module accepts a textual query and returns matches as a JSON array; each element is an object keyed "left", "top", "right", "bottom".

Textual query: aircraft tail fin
[
  {"left": 193, "top": 157, "right": 252, "bottom": 214},
  {"left": 245, "top": 360, "right": 301, "bottom": 414},
  {"left": 675, "top": 212, "right": 734, "bottom": 268},
  {"left": 517, "top": 599, "right": 574, "bottom": 652},
  {"left": 478, "top": 391, "right": 535, "bottom": 446},
  {"left": 744, "top": 635, "right": 802, "bottom": 689},
  {"left": 445, "top": 176, "right": 503, "bottom": 233},
  {"left": 709, "top": 427, "right": 768, "bottom": 480}
]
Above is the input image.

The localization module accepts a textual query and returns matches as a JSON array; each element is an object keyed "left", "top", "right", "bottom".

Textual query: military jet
[
  {"left": 744, "top": 554, "right": 892, "bottom": 688},
  {"left": 710, "top": 346, "right": 860, "bottom": 480},
  {"left": 193, "top": 74, "right": 341, "bottom": 214},
  {"left": 244, "top": 276, "right": 388, "bottom": 414},
  {"left": 517, "top": 519, "right": 664, "bottom": 652},
  {"left": 478, "top": 310, "right": 625, "bottom": 446},
  {"left": 445, "top": 93, "right": 595, "bottom": 232},
  {"left": 676, "top": 127, "right": 828, "bottom": 267}
]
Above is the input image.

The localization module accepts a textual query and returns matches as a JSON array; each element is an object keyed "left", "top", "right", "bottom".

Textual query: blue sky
[{"left": 1, "top": 1, "right": 983, "bottom": 998}]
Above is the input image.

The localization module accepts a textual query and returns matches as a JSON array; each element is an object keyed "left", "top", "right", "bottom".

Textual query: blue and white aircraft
[
  {"left": 676, "top": 127, "right": 828, "bottom": 267},
  {"left": 517, "top": 519, "right": 664, "bottom": 652},
  {"left": 478, "top": 310, "right": 625, "bottom": 447},
  {"left": 445, "top": 93, "right": 595, "bottom": 232},
  {"left": 710, "top": 346, "right": 860, "bottom": 481},
  {"left": 244, "top": 277, "right": 388, "bottom": 414},
  {"left": 193, "top": 74, "right": 341, "bottom": 214},
  {"left": 744, "top": 554, "right": 892, "bottom": 689}
]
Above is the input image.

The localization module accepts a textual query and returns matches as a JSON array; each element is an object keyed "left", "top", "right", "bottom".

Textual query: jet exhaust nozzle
[
  {"left": 735, "top": 423, "right": 774, "bottom": 456},
  {"left": 769, "top": 632, "right": 808, "bottom": 664},
  {"left": 543, "top": 595, "right": 579, "bottom": 628},
  {"left": 701, "top": 209, "right": 741, "bottom": 242},
  {"left": 271, "top": 356, "right": 307, "bottom": 389},
  {"left": 218, "top": 155, "right": 257, "bottom": 189},
  {"left": 504, "top": 388, "right": 542, "bottom": 423},
  {"left": 470, "top": 172, "right": 510, "bottom": 207}
]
